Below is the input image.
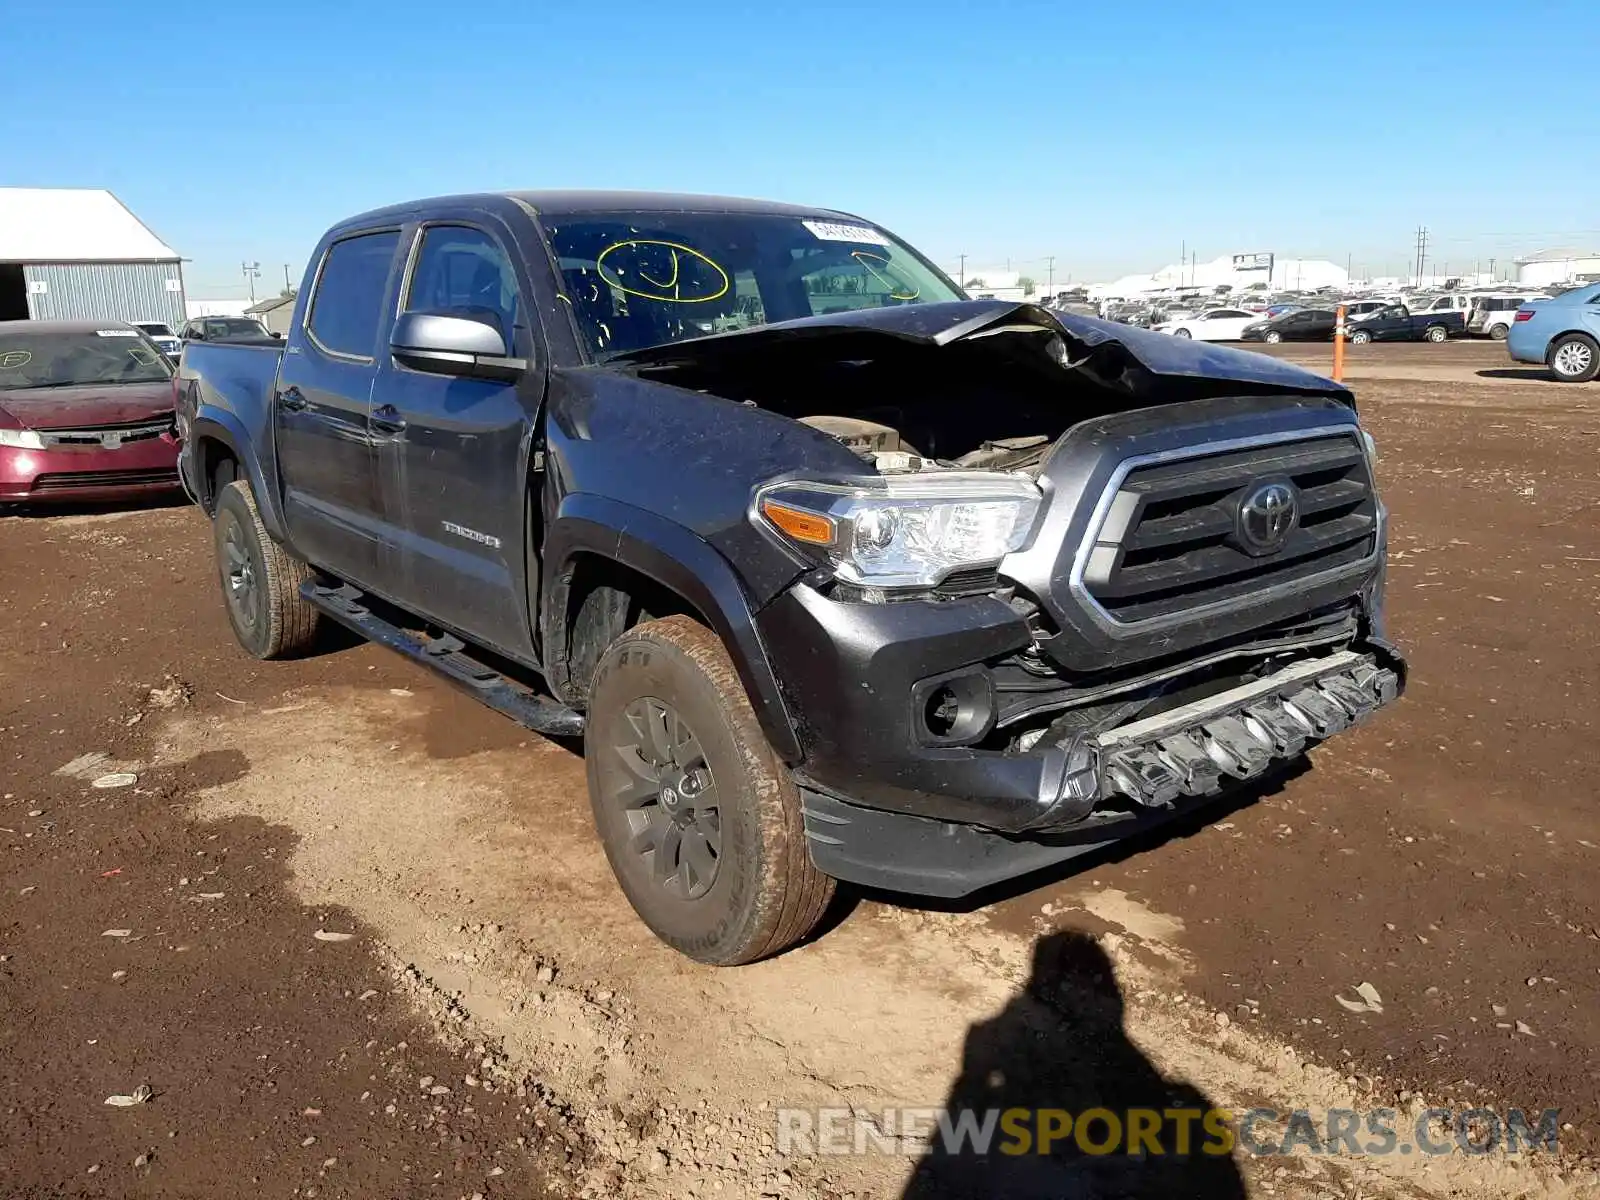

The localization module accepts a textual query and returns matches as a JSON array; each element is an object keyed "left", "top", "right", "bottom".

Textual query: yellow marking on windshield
[
  {"left": 596, "top": 239, "right": 730, "bottom": 304},
  {"left": 852, "top": 251, "right": 920, "bottom": 301},
  {"left": 637, "top": 249, "right": 681, "bottom": 291},
  {"left": 128, "top": 347, "right": 159, "bottom": 366},
  {"left": 0, "top": 349, "right": 31, "bottom": 369}
]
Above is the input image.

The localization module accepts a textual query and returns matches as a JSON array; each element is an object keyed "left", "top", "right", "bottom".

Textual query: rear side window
[{"left": 308, "top": 231, "right": 401, "bottom": 358}]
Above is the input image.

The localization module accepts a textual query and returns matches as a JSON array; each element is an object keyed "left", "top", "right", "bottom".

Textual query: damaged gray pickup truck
[{"left": 177, "top": 191, "right": 1404, "bottom": 964}]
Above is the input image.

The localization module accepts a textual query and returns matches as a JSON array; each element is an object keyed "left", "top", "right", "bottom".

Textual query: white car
[
  {"left": 1155, "top": 307, "right": 1260, "bottom": 341},
  {"left": 1466, "top": 293, "right": 1551, "bottom": 340},
  {"left": 132, "top": 320, "right": 182, "bottom": 359}
]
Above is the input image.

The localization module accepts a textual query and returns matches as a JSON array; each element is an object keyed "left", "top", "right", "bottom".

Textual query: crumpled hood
[
  {"left": 610, "top": 300, "right": 1350, "bottom": 401},
  {"left": 0, "top": 381, "right": 175, "bottom": 430}
]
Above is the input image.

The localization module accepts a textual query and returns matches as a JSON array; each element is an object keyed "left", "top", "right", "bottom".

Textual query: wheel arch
[
  {"left": 542, "top": 496, "right": 802, "bottom": 764},
  {"left": 187, "top": 412, "right": 288, "bottom": 539}
]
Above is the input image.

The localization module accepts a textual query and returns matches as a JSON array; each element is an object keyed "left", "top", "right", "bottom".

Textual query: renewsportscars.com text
[{"left": 777, "top": 1106, "right": 1562, "bottom": 1158}]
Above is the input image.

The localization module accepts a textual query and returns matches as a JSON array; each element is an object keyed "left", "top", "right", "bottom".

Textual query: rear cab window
[{"left": 307, "top": 231, "right": 403, "bottom": 359}]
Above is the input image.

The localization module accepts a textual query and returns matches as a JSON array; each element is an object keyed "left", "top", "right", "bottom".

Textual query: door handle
[
  {"left": 277, "top": 385, "right": 307, "bottom": 411},
  {"left": 370, "top": 404, "right": 407, "bottom": 434}
]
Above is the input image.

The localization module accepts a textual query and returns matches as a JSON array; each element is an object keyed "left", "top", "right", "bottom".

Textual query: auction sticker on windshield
[
  {"left": 95, "top": 329, "right": 139, "bottom": 337},
  {"left": 0, "top": 350, "right": 31, "bottom": 369},
  {"left": 802, "top": 220, "right": 890, "bottom": 245}
]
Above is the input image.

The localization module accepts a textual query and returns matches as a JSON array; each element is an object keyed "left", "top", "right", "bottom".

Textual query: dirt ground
[{"left": 3, "top": 339, "right": 1599, "bottom": 1199}]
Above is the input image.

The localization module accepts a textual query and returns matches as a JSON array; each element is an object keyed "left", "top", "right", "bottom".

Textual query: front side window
[
  {"left": 308, "top": 230, "right": 401, "bottom": 358},
  {"left": 405, "top": 226, "right": 522, "bottom": 346},
  {"left": 542, "top": 210, "right": 962, "bottom": 360},
  {"left": 0, "top": 328, "right": 171, "bottom": 390}
]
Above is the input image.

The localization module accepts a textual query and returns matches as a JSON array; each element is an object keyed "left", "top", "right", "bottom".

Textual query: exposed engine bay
[
  {"left": 795, "top": 414, "right": 1054, "bottom": 475},
  {"left": 612, "top": 301, "right": 1353, "bottom": 476}
]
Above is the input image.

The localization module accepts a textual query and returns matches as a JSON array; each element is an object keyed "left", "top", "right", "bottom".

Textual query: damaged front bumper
[{"left": 797, "top": 644, "right": 1405, "bottom": 898}]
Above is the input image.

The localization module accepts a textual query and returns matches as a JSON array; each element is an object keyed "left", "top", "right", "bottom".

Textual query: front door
[
  {"left": 370, "top": 222, "right": 541, "bottom": 658},
  {"left": 274, "top": 228, "right": 402, "bottom": 588}
]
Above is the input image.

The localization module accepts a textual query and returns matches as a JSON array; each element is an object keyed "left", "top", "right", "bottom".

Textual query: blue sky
[{"left": 5, "top": 1, "right": 1597, "bottom": 296}]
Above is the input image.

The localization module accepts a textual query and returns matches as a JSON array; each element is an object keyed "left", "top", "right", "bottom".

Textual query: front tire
[
  {"left": 1264, "top": 330, "right": 1284, "bottom": 344},
  {"left": 1172, "top": 327, "right": 1192, "bottom": 339},
  {"left": 1549, "top": 333, "right": 1600, "bottom": 383},
  {"left": 1425, "top": 324, "right": 1449, "bottom": 343},
  {"left": 213, "top": 480, "right": 321, "bottom": 659},
  {"left": 1350, "top": 328, "right": 1373, "bottom": 345},
  {"left": 584, "top": 616, "right": 835, "bottom": 965}
]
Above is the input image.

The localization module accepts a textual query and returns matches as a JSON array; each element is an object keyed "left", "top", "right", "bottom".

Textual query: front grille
[
  {"left": 40, "top": 418, "right": 173, "bottom": 447},
  {"left": 1081, "top": 434, "right": 1377, "bottom": 623},
  {"left": 30, "top": 468, "right": 179, "bottom": 493}
]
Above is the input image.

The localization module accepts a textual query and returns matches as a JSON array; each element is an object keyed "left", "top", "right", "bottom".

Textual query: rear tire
[
  {"left": 585, "top": 616, "right": 835, "bottom": 965},
  {"left": 1549, "top": 333, "right": 1600, "bottom": 383},
  {"left": 213, "top": 479, "right": 321, "bottom": 659},
  {"left": 1425, "top": 324, "right": 1449, "bottom": 343},
  {"left": 1488, "top": 323, "right": 1510, "bottom": 341}
]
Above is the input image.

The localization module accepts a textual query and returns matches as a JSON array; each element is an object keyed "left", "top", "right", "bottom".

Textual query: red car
[{"left": 0, "top": 320, "right": 182, "bottom": 504}]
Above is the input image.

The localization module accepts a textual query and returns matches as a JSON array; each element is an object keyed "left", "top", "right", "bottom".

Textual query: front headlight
[
  {"left": 757, "top": 472, "right": 1042, "bottom": 590},
  {"left": 0, "top": 429, "right": 45, "bottom": 450}
]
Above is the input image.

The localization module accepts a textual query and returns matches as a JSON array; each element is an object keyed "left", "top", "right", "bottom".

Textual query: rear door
[
  {"left": 274, "top": 228, "right": 403, "bottom": 587},
  {"left": 370, "top": 219, "right": 544, "bottom": 656}
]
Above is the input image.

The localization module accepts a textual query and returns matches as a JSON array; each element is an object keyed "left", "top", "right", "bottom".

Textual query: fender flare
[
  {"left": 542, "top": 494, "right": 802, "bottom": 764},
  {"left": 188, "top": 410, "right": 290, "bottom": 543}
]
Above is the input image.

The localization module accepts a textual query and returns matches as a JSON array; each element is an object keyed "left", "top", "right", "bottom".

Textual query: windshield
[
  {"left": 541, "top": 210, "right": 963, "bottom": 360},
  {"left": 135, "top": 322, "right": 174, "bottom": 337},
  {"left": 0, "top": 329, "right": 173, "bottom": 390}
]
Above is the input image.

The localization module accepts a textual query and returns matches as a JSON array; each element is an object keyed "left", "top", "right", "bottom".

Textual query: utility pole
[
  {"left": 242, "top": 261, "right": 261, "bottom": 304},
  {"left": 1045, "top": 255, "right": 1055, "bottom": 297},
  {"left": 958, "top": 254, "right": 967, "bottom": 290},
  {"left": 1413, "top": 227, "right": 1429, "bottom": 284},
  {"left": 284, "top": 264, "right": 293, "bottom": 292}
]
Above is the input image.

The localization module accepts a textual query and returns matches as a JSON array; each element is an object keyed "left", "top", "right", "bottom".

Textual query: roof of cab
[{"left": 331, "top": 190, "right": 858, "bottom": 231}]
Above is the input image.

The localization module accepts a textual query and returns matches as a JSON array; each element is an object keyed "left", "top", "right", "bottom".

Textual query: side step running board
[{"left": 301, "top": 582, "right": 585, "bottom": 739}]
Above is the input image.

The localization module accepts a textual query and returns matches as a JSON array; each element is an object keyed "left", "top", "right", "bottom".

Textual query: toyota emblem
[{"left": 1237, "top": 481, "right": 1298, "bottom": 554}]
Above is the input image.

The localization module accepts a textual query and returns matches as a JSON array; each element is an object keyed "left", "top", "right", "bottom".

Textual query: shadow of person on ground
[{"left": 904, "top": 930, "right": 1247, "bottom": 1200}]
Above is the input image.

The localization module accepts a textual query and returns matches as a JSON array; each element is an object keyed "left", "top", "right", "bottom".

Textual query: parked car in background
[
  {"left": 1241, "top": 309, "right": 1338, "bottom": 343},
  {"left": 1409, "top": 294, "right": 1473, "bottom": 318},
  {"left": 132, "top": 320, "right": 183, "bottom": 359},
  {"left": 1265, "top": 303, "right": 1304, "bottom": 319},
  {"left": 1507, "top": 283, "right": 1600, "bottom": 382},
  {"left": 0, "top": 320, "right": 180, "bottom": 503},
  {"left": 180, "top": 316, "right": 281, "bottom": 344},
  {"left": 1467, "top": 294, "right": 1551, "bottom": 340},
  {"left": 1346, "top": 305, "right": 1465, "bottom": 344},
  {"left": 1154, "top": 307, "right": 1260, "bottom": 341}
]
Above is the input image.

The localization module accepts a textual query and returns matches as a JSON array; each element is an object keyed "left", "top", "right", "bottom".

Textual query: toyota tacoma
[{"left": 176, "top": 191, "right": 1404, "bottom": 964}]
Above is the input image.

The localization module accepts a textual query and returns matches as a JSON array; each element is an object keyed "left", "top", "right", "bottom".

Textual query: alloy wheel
[
  {"left": 610, "top": 696, "right": 722, "bottom": 900},
  {"left": 222, "top": 516, "right": 260, "bottom": 632},
  {"left": 1554, "top": 340, "right": 1594, "bottom": 378}
]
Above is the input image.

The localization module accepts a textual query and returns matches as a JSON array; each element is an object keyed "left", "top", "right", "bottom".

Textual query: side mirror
[{"left": 391, "top": 311, "right": 524, "bottom": 382}]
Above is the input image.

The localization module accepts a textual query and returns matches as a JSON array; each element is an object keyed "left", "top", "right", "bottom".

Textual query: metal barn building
[{"left": 0, "top": 188, "right": 185, "bottom": 327}]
